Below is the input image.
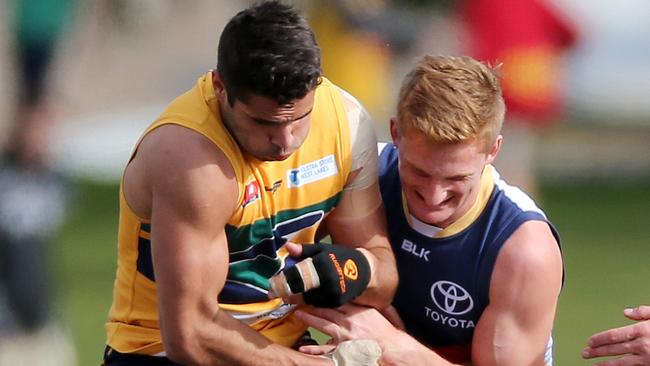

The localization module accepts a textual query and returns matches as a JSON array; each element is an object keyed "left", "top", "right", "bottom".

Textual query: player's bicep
[
  {"left": 142, "top": 126, "right": 238, "bottom": 334},
  {"left": 472, "top": 221, "right": 562, "bottom": 366}
]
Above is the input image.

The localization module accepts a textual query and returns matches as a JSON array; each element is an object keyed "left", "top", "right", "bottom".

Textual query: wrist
[
  {"left": 355, "top": 248, "right": 378, "bottom": 290},
  {"left": 380, "top": 330, "right": 442, "bottom": 366}
]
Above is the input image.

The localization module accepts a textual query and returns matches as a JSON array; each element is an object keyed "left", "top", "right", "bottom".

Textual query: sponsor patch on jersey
[
  {"left": 264, "top": 179, "right": 282, "bottom": 194},
  {"left": 242, "top": 180, "right": 261, "bottom": 208},
  {"left": 287, "top": 155, "right": 338, "bottom": 188},
  {"left": 430, "top": 280, "right": 474, "bottom": 315}
]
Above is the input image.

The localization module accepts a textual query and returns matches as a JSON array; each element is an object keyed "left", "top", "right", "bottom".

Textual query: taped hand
[{"left": 269, "top": 243, "right": 371, "bottom": 308}]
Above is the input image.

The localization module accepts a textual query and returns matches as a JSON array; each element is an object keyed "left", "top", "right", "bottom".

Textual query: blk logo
[
  {"left": 430, "top": 280, "right": 473, "bottom": 315},
  {"left": 401, "top": 239, "right": 430, "bottom": 261}
]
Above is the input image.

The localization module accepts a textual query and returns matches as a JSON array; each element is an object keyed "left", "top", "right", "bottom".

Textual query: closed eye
[
  {"left": 448, "top": 175, "right": 471, "bottom": 182},
  {"left": 412, "top": 166, "right": 430, "bottom": 178}
]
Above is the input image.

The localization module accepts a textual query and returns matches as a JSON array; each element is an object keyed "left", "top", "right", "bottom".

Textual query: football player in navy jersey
[{"left": 296, "top": 55, "right": 563, "bottom": 366}]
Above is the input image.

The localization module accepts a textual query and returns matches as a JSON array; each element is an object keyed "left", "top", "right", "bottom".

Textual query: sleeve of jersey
[{"left": 339, "top": 88, "right": 380, "bottom": 191}]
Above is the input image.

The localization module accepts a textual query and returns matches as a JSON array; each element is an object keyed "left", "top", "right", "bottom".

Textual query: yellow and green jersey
[{"left": 106, "top": 73, "right": 352, "bottom": 355}]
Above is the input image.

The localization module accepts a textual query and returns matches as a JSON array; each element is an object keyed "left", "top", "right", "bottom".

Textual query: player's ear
[
  {"left": 212, "top": 71, "right": 228, "bottom": 100},
  {"left": 486, "top": 134, "right": 502, "bottom": 164},
  {"left": 389, "top": 118, "right": 400, "bottom": 147}
]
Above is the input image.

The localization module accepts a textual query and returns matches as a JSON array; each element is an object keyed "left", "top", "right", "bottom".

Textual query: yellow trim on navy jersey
[
  {"left": 401, "top": 165, "right": 496, "bottom": 238},
  {"left": 435, "top": 165, "right": 495, "bottom": 238}
]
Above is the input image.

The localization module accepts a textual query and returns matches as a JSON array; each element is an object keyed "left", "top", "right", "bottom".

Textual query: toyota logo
[{"left": 430, "top": 280, "right": 474, "bottom": 315}]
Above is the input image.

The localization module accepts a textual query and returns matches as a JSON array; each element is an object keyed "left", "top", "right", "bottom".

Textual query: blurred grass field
[{"left": 53, "top": 180, "right": 649, "bottom": 365}]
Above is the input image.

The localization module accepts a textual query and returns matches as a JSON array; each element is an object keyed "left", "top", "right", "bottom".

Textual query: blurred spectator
[
  {"left": 0, "top": 119, "right": 72, "bottom": 365},
  {"left": 0, "top": 0, "right": 76, "bottom": 364},
  {"left": 459, "top": 0, "right": 578, "bottom": 197},
  {"left": 307, "top": 0, "right": 428, "bottom": 124}
]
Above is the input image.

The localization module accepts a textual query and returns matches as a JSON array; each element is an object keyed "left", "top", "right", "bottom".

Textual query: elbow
[{"left": 163, "top": 328, "right": 204, "bottom": 365}]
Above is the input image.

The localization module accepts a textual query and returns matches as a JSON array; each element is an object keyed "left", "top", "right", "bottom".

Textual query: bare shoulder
[
  {"left": 335, "top": 86, "right": 379, "bottom": 190},
  {"left": 497, "top": 220, "right": 561, "bottom": 273},
  {"left": 492, "top": 220, "right": 563, "bottom": 301},
  {"left": 125, "top": 124, "right": 238, "bottom": 220},
  {"left": 139, "top": 124, "right": 233, "bottom": 173}
]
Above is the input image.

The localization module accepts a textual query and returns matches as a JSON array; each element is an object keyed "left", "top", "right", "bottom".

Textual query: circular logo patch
[
  {"left": 430, "top": 280, "right": 473, "bottom": 315},
  {"left": 343, "top": 259, "right": 359, "bottom": 280}
]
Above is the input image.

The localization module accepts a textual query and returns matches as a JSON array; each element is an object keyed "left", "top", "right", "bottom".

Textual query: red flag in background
[{"left": 461, "top": 0, "right": 578, "bottom": 125}]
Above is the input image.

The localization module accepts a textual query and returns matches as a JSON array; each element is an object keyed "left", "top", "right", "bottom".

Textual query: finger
[
  {"left": 300, "top": 242, "right": 324, "bottom": 258},
  {"left": 295, "top": 309, "right": 335, "bottom": 331},
  {"left": 283, "top": 241, "right": 304, "bottom": 257},
  {"left": 625, "top": 306, "right": 650, "bottom": 321},
  {"left": 283, "top": 293, "right": 305, "bottom": 305},
  {"left": 588, "top": 324, "right": 639, "bottom": 347},
  {"left": 582, "top": 342, "right": 634, "bottom": 359},
  {"left": 593, "top": 355, "right": 649, "bottom": 366},
  {"left": 295, "top": 310, "right": 344, "bottom": 340},
  {"left": 304, "top": 307, "right": 347, "bottom": 324},
  {"left": 269, "top": 258, "right": 320, "bottom": 298},
  {"left": 299, "top": 344, "right": 337, "bottom": 355}
]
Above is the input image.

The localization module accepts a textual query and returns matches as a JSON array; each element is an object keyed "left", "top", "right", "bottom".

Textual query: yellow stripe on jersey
[
  {"left": 435, "top": 165, "right": 495, "bottom": 238},
  {"left": 106, "top": 72, "right": 352, "bottom": 354},
  {"left": 400, "top": 164, "right": 496, "bottom": 238}
]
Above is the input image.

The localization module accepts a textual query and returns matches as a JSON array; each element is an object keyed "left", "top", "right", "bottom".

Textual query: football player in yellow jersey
[{"left": 102, "top": 1, "right": 397, "bottom": 365}]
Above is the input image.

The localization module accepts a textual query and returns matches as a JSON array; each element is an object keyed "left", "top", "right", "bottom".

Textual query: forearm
[
  {"left": 354, "top": 245, "right": 398, "bottom": 308},
  {"left": 379, "top": 330, "right": 457, "bottom": 366},
  {"left": 167, "top": 308, "right": 332, "bottom": 366}
]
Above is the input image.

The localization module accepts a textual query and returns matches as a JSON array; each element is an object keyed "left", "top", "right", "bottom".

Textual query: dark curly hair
[{"left": 217, "top": 1, "right": 322, "bottom": 105}]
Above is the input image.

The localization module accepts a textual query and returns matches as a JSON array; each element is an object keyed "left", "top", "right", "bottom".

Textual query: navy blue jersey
[{"left": 378, "top": 143, "right": 560, "bottom": 363}]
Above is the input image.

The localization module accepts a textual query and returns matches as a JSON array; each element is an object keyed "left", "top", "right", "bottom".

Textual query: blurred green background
[{"left": 55, "top": 179, "right": 650, "bottom": 365}]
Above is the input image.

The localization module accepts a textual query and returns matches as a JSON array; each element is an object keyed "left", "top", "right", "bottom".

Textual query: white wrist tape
[{"left": 329, "top": 340, "right": 382, "bottom": 366}]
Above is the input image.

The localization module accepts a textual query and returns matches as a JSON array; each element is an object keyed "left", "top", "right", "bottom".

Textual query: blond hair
[{"left": 397, "top": 55, "right": 505, "bottom": 151}]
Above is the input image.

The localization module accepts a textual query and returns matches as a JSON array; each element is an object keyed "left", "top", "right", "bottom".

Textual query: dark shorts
[
  {"left": 102, "top": 346, "right": 182, "bottom": 366},
  {"left": 102, "top": 330, "right": 318, "bottom": 365}
]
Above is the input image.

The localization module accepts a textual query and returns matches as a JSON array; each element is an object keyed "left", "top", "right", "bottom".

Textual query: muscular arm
[
  {"left": 321, "top": 88, "right": 398, "bottom": 308},
  {"left": 132, "top": 125, "right": 330, "bottom": 366},
  {"left": 471, "top": 220, "right": 563, "bottom": 366},
  {"left": 323, "top": 181, "right": 397, "bottom": 308}
]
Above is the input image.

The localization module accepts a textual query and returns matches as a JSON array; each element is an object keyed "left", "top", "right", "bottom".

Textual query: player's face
[
  {"left": 391, "top": 120, "right": 500, "bottom": 228},
  {"left": 215, "top": 75, "right": 314, "bottom": 161}
]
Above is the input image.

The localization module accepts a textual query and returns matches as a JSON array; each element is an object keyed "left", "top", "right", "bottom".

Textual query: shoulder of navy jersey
[
  {"left": 378, "top": 142, "right": 397, "bottom": 176},
  {"left": 491, "top": 168, "right": 561, "bottom": 245},
  {"left": 377, "top": 143, "right": 401, "bottom": 212}
]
